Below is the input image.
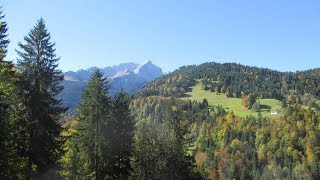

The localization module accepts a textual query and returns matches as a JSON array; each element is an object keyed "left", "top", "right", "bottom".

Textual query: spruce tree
[
  {"left": 0, "top": 6, "right": 22, "bottom": 178},
  {"left": 76, "top": 69, "right": 111, "bottom": 179},
  {"left": 0, "top": 6, "right": 9, "bottom": 60},
  {"left": 110, "top": 91, "right": 134, "bottom": 178},
  {"left": 16, "top": 18, "right": 67, "bottom": 179}
]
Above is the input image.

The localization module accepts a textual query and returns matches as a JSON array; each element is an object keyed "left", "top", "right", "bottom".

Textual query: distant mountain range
[{"left": 60, "top": 60, "right": 163, "bottom": 111}]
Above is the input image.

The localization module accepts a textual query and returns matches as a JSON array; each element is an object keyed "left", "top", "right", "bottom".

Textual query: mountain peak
[
  {"left": 62, "top": 61, "right": 163, "bottom": 110},
  {"left": 145, "top": 60, "right": 152, "bottom": 65},
  {"left": 64, "top": 61, "right": 163, "bottom": 82},
  {"left": 133, "top": 60, "right": 163, "bottom": 81},
  {"left": 134, "top": 60, "right": 154, "bottom": 74}
]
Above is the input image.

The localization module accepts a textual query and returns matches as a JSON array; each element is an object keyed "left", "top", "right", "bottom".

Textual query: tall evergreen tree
[
  {"left": 76, "top": 69, "right": 112, "bottom": 179},
  {"left": 16, "top": 18, "right": 67, "bottom": 179},
  {"left": 0, "top": 7, "right": 22, "bottom": 178},
  {"left": 110, "top": 91, "right": 134, "bottom": 178},
  {"left": 0, "top": 6, "right": 9, "bottom": 60}
]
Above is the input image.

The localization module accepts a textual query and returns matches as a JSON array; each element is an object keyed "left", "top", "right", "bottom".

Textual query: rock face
[
  {"left": 60, "top": 61, "right": 163, "bottom": 111},
  {"left": 134, "top": 60, "right": 163, "bottom": 81},
  {"left": 64, "top": 62, "right": 139, "bottom": 81},
  {"left": 64, "top": 61, "right": 163, "bottom": 82}
]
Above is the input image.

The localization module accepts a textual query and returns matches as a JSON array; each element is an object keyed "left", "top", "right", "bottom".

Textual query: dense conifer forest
[
  {"left": 139, "top": 62, "right": 320, "bottom": 101},
  {"left": 1, "top": 4, "right": 320, "bottom": 180}
]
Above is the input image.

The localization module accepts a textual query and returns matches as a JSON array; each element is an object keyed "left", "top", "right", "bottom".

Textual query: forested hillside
[
  {"left": 139, "top": 62, "right": 320, "bottom": 102},
  {"left": 130, "top": 62, "right": 320, "bottom": 179}
]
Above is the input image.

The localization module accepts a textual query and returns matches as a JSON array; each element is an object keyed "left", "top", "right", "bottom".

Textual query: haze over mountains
[{"left": 60, "top": 60, "right": 163, "bottom": 111}]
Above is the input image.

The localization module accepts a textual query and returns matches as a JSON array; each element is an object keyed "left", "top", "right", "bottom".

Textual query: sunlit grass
[{"left": 182, "top": 82, "right": 282, "bottom": 118}]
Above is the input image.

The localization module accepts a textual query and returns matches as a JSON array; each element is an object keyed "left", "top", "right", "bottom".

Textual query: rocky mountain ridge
[{"left": 61, "top": 61, "right": 163, "bottom": 111}]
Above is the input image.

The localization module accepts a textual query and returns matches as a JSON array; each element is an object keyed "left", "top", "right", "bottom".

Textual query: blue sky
[{"left": 3, "top": 0, "right": 320, "bottom": 72}]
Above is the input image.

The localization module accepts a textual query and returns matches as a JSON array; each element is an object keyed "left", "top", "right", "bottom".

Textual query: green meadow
[{"left": 183, "top": 82, "right": 282, "bottom": 117}]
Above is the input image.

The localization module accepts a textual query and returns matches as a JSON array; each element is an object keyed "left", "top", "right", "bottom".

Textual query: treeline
[{"left": 138, "top": 62, "right": 320, "bottom": 102}]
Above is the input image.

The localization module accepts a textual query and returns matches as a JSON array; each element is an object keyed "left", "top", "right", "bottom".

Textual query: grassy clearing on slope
[{"left": 183, "top": 82, "right": 282, "bottom": 117}]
